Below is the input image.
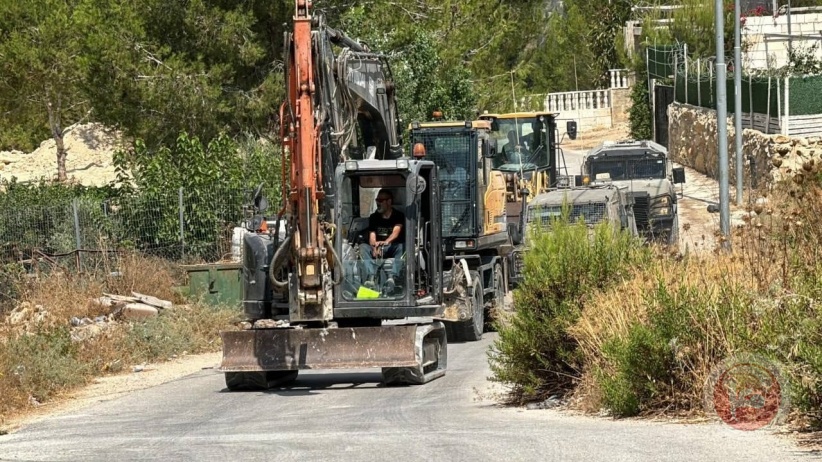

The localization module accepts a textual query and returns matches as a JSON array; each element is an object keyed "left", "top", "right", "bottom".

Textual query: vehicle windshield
[
  {"left": 589, "top": 156, "right": 666, "bottom": 180},
  {"left": 527, "top": 202, "right": 608, "bottom": 227},
  {"left": 489, "top": 117, "right": 548, "bottom": 173}
]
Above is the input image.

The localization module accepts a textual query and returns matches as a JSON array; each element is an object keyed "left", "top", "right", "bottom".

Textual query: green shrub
[
  {"left": 1, "top": 328, "right": 90, "bottom": 403},
  {"left": 599, "top": 323, "right": 674, "bottom": 416},
  {"left": 488, "top": 214, "right": 648, "bottom": 404}
]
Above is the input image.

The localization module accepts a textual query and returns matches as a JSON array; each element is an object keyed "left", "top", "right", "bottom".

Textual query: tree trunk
[{"left": 46, "top": 98, "right": 67, "bottom": 182}]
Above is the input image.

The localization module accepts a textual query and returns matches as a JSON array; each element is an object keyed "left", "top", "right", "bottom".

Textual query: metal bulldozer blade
[{"left": 219, "top": 322, "right": 446, "bottom": 386}]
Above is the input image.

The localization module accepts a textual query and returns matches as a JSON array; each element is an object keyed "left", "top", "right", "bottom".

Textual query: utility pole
[
  {"left": 734, "top": 0, "right": 743, "bottom": 205},
  {"left": 716, "top": 0, "right": 731, "bottom": 249}
]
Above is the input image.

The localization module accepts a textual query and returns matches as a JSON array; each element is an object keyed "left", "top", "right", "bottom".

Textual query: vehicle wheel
[
  {"left": 485, "top": 264, "right": 507, "bottom": 331},
  {"left": 668, "top": 214, "right": 680, "bottom": 248},
  {"left": 444, "top": 270, "right": 483, "bottom": 342},
  {"left": 224, "top": 370, "right": 298, "bottom": 391}
]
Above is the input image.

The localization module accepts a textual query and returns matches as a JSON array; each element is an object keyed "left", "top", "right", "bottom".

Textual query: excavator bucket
[{"left": 218, "top": 322, "right": 447, "bottom": 385}]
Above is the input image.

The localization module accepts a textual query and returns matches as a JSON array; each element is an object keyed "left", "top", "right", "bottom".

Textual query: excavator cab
[{"left": 336, "top": 158, "right": 442, "bottom": 313}]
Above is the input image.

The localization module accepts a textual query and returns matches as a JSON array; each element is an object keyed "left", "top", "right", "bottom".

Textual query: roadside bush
[
  {"left": 1, "top": 328, "right": 90, "bottom": 405},
  {"left": 488, "top": 214, "right": 649, "bottom": 404},
  {"left": 570, "top": 181, "right": 822, "bottom": 425}
]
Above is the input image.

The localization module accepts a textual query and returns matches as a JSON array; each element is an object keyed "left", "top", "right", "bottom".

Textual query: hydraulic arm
[{"left": 278, "top": 0, "right": 403, "bottom": 321}]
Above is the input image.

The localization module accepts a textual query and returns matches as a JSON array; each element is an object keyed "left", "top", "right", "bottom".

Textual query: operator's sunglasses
[{"left": 376, "top": 198, "right": 389, "bottom": 203}]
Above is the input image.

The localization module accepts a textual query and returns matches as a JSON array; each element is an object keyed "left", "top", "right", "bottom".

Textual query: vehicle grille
[{"left": 633, "top": 195, "right": 650, "bottom": 228}]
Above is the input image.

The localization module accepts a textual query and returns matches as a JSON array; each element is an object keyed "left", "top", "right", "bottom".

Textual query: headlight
[
  {"left": 652, "top": 207, "right": 670, "bottom": 216},
  {"left": 652, "top": 195, "right": 670, "bottom": 207}
]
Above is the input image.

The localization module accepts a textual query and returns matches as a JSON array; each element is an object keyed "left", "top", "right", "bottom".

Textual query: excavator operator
[{"left": 359, "top": 189, "right": 405, "bottom": 293}]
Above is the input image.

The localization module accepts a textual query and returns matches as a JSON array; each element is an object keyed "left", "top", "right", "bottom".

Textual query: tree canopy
[{"left": 0, "top": 0, "right": 635, "bottom": 155}]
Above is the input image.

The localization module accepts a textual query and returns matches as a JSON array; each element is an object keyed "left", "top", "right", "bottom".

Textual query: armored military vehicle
[
  {"left": 508, "top": 183, "right": 638, "bottom": 284},
  {"left": 579, "top": 140, "right": 685, "bottom": 246}
]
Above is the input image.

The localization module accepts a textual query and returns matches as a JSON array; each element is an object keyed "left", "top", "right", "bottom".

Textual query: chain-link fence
[{"left": 0, "top": 186, "right": 261, "bottom": 266}]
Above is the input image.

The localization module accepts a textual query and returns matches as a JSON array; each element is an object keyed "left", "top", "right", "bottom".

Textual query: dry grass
[
  {"left": 0, "top": 252, "right": 238, "bottom": 425},
  {"left": 564, "top": 180, "right": 822, "bottom": 424}
]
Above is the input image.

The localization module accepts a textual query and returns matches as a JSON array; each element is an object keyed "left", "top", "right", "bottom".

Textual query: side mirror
[
  {"left": 672, "top": 167, "right": 686, "bottom": 184},
  {"left": 484, "top": 138, "right": 497, "bottom": 158},
  {"left": 254, "top": 195, "right": 269, "bottom": 212},
  {"left": 251, "top": 182, "right": 268, "bottom": 212},
  {"left": 566, "top": 121, "right": 578, "bottom": 140}
]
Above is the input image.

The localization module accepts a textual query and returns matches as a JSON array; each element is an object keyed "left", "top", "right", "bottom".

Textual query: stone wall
[
  {"left": 610, "top": 88, "right": 632, "bottom": 125},
  {"left": 667, "top": 102, "right": 822, "bottom": 189}
]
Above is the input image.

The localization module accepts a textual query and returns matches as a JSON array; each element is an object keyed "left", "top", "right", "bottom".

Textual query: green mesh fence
[
  {"left": 789, "top": 75, "right": 822, "bottom": 116},
  {"left": 674, "top": 71, "right": 785, "bottom": 116}
]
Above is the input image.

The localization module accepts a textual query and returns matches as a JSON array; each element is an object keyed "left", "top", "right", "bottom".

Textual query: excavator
[{"left": 217, "top": 1, "right": 447, "bottom": 390}]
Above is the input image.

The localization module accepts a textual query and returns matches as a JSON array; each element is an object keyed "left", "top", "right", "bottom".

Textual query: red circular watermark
[{"left": 703, "top": 354, "right": 790, "bottom": 431}]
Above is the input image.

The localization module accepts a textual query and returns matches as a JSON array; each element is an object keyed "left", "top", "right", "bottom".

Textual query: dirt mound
[{"left": 0, "top": 123, "right": 125, "bottom": 187}]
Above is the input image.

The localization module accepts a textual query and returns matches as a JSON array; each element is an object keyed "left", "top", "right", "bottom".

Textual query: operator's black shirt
[{"left": 368, "top": 208, "right": 405, "bottom": 244}]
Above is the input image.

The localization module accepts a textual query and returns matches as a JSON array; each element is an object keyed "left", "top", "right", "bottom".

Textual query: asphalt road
[{"left": 0, "top": 333, "right": 812, "bottom": 462}]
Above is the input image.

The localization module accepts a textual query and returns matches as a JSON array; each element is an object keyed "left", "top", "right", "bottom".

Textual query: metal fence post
[
  {"left": 777, "top": 76, "right": 783, "bottom": 134},
  {"left": 72, "top": 198, "right": 82, "bottom": 250},
  {"left": 748, "top": 73, "right": 754, "bottom": 130},
  {"left": 179, "top": 187, "right": 185, "bottom": 259},
  {"left": 784, "top": 77, "right": 790, "bottom": 136},
  {"left": 684, "top": 43, "right": 688, "bottom": 105}
]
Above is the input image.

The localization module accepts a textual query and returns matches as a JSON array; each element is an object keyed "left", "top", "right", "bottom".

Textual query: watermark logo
[{"left": 703, "top": 353, "right": 790, "bottom": 431}]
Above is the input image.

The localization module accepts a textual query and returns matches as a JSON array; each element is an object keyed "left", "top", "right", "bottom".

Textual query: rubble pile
[{"left": 3, "top": 292, "right": 174, "bottom": 343}]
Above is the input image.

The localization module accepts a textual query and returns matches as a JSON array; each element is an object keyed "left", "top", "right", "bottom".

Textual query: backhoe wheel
[
  {"left": 224, "top": 370, "right": 299, "bottom": 391},
  {"left": 444, "top": 270, "right": 483, "bottom": 342},
  {"left": 486, "top": 264, "right": 507, "bottom": 331}
]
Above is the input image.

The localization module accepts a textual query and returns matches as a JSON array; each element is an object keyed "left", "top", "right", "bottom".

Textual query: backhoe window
[
  {"left": 528, "top": 203, "right": 608, "bottom": 227},
  {"left": 340, "top": 175, "right": 408, "bottom": 302},
  {"left": 589, "top": 157, "right": 666, "bottom": 180}
]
